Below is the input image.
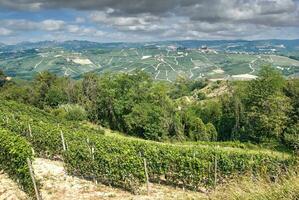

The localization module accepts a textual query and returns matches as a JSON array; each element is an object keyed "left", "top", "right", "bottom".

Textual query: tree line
[{"left": 0, "top": 66, "right": 298, "bottom": 150}]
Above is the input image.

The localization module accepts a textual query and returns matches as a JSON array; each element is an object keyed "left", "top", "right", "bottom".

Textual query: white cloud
[
  {"left": 41, "top": 20, "right": 65, "bottom": 31},
  {"left": 0, "top": 27, "right": 13, "bottom": 36},
  {"left": 75, "top": 17, "right": 85, "bottom": 23}
]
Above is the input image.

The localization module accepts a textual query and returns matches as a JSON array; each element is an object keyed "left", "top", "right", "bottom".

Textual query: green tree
[
  {"left": 206, "top": 123, "right": 218, "bottom": 141},
  {"left": 33, "top": 71, "right": 57, "bottom": 107},
  {"left": 125, "top": 103, "right": 169, "bottom": 140},
  {"left": 0, "top": 69, "right": 7, "bottom": 87},
  {"left": 181, "top": 108, "right": 208, "bottom": 141},
  {"left": 244, "top": 66, "right": 290, "bottom": 142},
  {"left": 45, "top": 85, "right": 68, "bottom": 107}
]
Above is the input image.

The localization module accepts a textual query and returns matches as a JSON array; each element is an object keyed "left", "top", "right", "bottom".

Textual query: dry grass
[{"left": 208, "top": 172, "right": 299, "bottom": 200}]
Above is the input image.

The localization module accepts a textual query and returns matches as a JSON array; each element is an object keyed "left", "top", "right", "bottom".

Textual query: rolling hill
[{"left": 0, "top": 40, "right": 299, "bottom": 81}]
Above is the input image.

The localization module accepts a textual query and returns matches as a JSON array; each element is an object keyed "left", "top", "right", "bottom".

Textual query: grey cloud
[
  {"left": 1, "top": 0, "right": 298, "bottom": 27},
  {"left": 0, "top": 0, "right": 298, "bottom": 42},
  {"left": 0, "top": 27, "right": 13, "bottom": 36},
  {"left": 1, "top": 19, "right": 65, "bottom": 31},
  {"left": 0, "top": 18, "right": 106, "bottom": 38}
]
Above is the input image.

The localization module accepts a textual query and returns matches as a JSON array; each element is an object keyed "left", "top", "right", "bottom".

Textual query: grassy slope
[{"left": 208, "top": 173, "right": 299, "bottom": 200}]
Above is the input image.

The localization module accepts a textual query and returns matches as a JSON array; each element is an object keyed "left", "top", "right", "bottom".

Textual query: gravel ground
[{"left": 0, "top": 172, "right": 28, "bottom": 200}]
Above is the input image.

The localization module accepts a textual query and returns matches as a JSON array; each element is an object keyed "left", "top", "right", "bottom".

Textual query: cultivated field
[
  {"left": 1, "top": 47, "right": 299, "bottom": 81},
  {"left": 0, "top": 100, "right": 297, "bottom": 199}
]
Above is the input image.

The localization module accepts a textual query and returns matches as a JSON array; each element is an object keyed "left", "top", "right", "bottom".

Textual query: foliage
[
  {"left": 284, "top": 123, "right": 299, "bottom": 151},
  {"left": 0, "top": 100, "right": 296, "bottom": 193},
  {"left": 52, "top": 104, "right": 87, "bottom": 121},
  {"left": 206, "top": 123, "right": 218, "bottom": 141},
  {"left": 0, "top": 128, "right": 35, "bottom": 196},
  {"left": 0, "top": 100, "right": 104, "bottom": 157},
  {"left": 0, "top": 69, "right": 7, "bottom": 87},
  {"left": 1, "top": 66, "right": 299, "bottom": 148}
]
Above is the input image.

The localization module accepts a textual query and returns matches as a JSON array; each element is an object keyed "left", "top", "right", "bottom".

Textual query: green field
[{"left": 1, "top": 47, "right": 299, "bottom": 81}]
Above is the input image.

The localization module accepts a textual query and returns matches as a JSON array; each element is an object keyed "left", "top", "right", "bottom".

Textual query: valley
[{"left": 0, "top": 40, "right": 299, "bottom": 81}]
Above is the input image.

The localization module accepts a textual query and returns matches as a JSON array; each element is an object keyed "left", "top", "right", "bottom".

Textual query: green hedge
[
  {"left": 0, "top": 100, "right": 297, "bottom": 193},
  {"left": 0, "top": 128, "right": 34, "bottom": 196}
]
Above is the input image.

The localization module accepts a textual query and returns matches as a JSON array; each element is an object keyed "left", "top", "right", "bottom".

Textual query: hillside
[
  {"left": 0, "top": 100, "right": 298, "bottom": 200},
  {"left": 0, "top": 40, "right": 299, "bottom": 81},
  {"left": 0, "top": 99, "right": 298, "bottom": 199},
  {"left": 2, "top": 157, "right": 299, "bottom": 200},
  {"left": 0, "top": 64, "right": 299, "bottom": 199}
]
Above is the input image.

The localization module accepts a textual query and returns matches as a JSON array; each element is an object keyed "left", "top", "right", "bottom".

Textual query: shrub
[
  {"left": 206, "top": 122, "right": 218, "bottom": 141},
  {"left": 0, "top": 128, "right": 35, "bottom": 196},
  {"left": 53, "top": 104, "right": 87, "bottom": 121}
]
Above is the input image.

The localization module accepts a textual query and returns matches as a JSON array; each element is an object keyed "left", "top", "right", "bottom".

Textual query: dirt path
[
  {"left": 32, "top": 158, "right": 132, "bottom": 200},
  {"left": 0, "top": 172, "right": 28, "bottom": 200},
  {"left": 32, "top": 158, "right": 206, "bottom": 200},
  {"left": 34, "top": 58, "right": 44, "bottom": 69},
  {"left": 249, "top": 57, "right": 257, "bottom": 74}
]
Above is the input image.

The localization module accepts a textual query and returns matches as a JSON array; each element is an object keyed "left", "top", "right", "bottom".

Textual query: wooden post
[
  {"left": 60, "top": 130, "right": 66, "bottom": 151},
  {"left": 27, "top": 158, "right": 41, "bottom": 200},
  {"left": 208, "top": 162, "right": 211, "bottom": 180},
  {"left": 143, "top": 158, "right": 150, "bottom": 195},
  {"left": 91, "top": 146, "right": 97, "bottom": 184},
  {"left": 86, "top": 138, "right": 91, "bottom": 152},
  {"left": 214, "top": 155, "right": 217, "bottom": 188},
  {"left": 91, "top": 146, "right": 95, "bottom": 160},
  {"left": 28, "top": 123, "right": 32, "bottom": 137}
]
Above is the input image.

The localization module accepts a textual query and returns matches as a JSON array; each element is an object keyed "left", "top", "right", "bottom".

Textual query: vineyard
[
  {"left": 0, "top": 99, "right": 297, "bottom": 199},
  {"left": 0, "top": 128, "right": 34, "bottom": 196}
]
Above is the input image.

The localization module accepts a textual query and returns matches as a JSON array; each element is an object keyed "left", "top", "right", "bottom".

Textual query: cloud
[
  {"left": 90, "top": 11, "right": 164, "bottom": 33},
  {"left": 0, "top": 27, "right": 13, "bottom": 36},
  {"left": 75, "top": 17, "right": 85, "bottom": 23},
  {"left": 0, "top": 0, "right": 298, "bottom": 42},
  {"left": 41, "top": 20, "right": 65, "bottom": 31},
  {"left": 1, "top": 19, "right": 65, "bottom": 31},
  {"left": 1, "top": 0, "right": 298, "bottom": 23}
]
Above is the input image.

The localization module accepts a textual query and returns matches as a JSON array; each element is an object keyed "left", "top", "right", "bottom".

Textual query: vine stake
[
  {"left": 27, "top": 158, "right": 42, "bottom": 200},
  {"left": 143, "top": 158, "right": 150, "bottom": 195},
  {"left": 214, "top": 155, "right": 217, "bottom": 188},
  {"left": 60, "top": 130, "right": 66, "bottom": 151}
]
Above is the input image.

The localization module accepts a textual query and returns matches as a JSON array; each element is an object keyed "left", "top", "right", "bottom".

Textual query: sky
[{"left": 0, "top": 0, "right": 298, "bottom": 44}]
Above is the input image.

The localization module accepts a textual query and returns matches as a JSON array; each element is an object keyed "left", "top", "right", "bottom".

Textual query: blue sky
[{"left": 0, "top": 0, "right": 298, "bottom": 44}]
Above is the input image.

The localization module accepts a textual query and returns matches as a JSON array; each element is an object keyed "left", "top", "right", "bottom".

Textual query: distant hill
[
  {"left": 0, "top": 42, "right": 6, "bottom": 48},
  {"left": 1, "top": 39, "right": 299, "bottom": 52},
  {"left": 0, "top": 39, "right": 298, "bottom": 80}
]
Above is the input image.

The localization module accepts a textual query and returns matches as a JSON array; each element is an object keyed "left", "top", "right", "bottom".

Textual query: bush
[
  {"left": 0, "top": 100, "right": 103, "bottom": 158},
  {"left": 284, "top": 123, "right": 299, "bottom": 152},
  {"left": 0, "top": 128, "right": 35, "bottom": 196},
  {"left": 206, "top": 123, "right": 218, "bottom": 141},
  {"left": 52, "top": 104, "right": 87, "bottom": 121}
]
